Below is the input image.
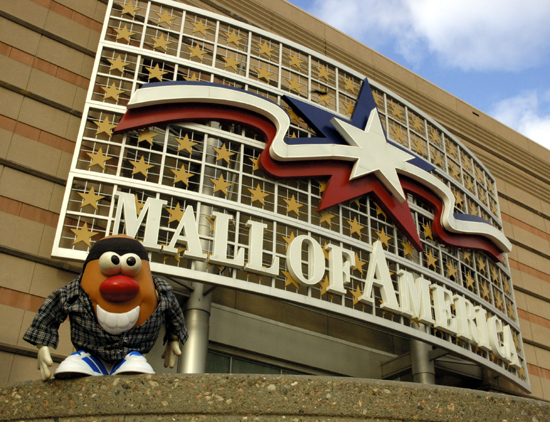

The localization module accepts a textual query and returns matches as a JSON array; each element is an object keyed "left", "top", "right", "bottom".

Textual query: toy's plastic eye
[
  {"left": 99, "top": 252, "right": 121, "bottom": 276},
  {"left": 120, "top": 253, "right": 142, "bottom": 276}
]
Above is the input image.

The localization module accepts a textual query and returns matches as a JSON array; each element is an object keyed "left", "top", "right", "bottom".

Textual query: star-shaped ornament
[
  {"left": 282, "top": 231, "right": 296, "bottom": 250},
  {"left": 433, "top": 153, "right": 443, "bottom": 168},
  {"left": 463, "top": 250, "right": 471, "bottom": 263},
  {"left": 120, "top": 3, "right": 140, "bottom": 17},
  {"left": 425, "top": 250, "right": 438, "bottom": 269},
  {"left": 391, "top": 103, "right": 404, "bottom": 120},
  {"left": 191, "top": 20, "right": 209, "bottom": 36},
  {"left": 317, "top": 180, "right": 327, "bottom": 193},
  {"left": 213, "top": 143, "right": 235, "bottom": 164},
  {"left": 284, "top": 107, "right": 300, "bottom": 124},
  {"left": 134, "top": 195, "right": 145, "bottom": 216},
  {"left": 129, "top": 156, "right": 154, "bottom": 177},
  {"left": 495, "top": 292, "right": 503, "bottom": 310},
  {"left": 107, "top": 55, "right": 130, "bottom": 73},
  {"left": 225, "top": 29, "right": 242, "bottom": 46},
  {"left": 210, "top": 173, "right": 232, "bottom": 196},
  {"left": 343, "top": 102, "right": 355, "bottom": 116},
  {"left": 507, "top": 302, "right": 515, "bottom": 319},
  {"left": 175, "top": 134, "right": 197, "bottom": 153},
  {"left": 347, "top": 217, "right": 364, "bottom": 238},
  {"left": 286, "top": 76, "right": 304, "bottom": 93},
  {"left": 152, "top": 34, "right": 172, "bottom": 51},
  {"left": 422, "top": 222, "right": 433, "bottom": 241},
  {"left": 287, "top": 52, "right": 303, "bottom": 69},
  {"left": 503, "top": 278, "right": 510, "bottom": 294},
  {"left": 78, "top": 187, "right": 105, "bottom": 210},
  {"left": 374, "top": 203, "right": 387, "bottom": 219},
  {"left": 249, "top": 155, "right": 260, "bottom": 172},
  {"left": 146, "top": 64, "right": 167, "bottom": 81},
  {"left": 255, "top": 65, "right": 273, "bottom": 82},
  {"left": 71, "top": 223, "right": 97, "bottom": 246},
  {"left": 188, "top": 44, "right": 207, "bottom": 61},
  {"left": 318, "top": 210, "right": 335, "bottom": 227},
  {"left": 317, "top": 65, "right": 329, "bottom": 80},
  {"left": 350, "top": 285, "right": 363, "bottom": 305},
  {"left": 87, "top": 147, "right": 112, "bottom": 169},
  {"left": 137, "top": 130, "right": 157, "bottom": 145},
  {"left": 184, "top": 73, "right": 199, "bottom": 81},
  {"left": 465, "top": 272, "right": 475, "bottom": 289},
  {"left": 477, "top": 256, "right": 486, "bottom": 274},
  {"left": 156, "top": 10, "right": 176, "bottom": 26},
  {"left": 481, "top": 282, "right": 491, "bottom": 300},
  {"left": 353, "top": 252, "right": 366, "bottom": 275},
  {"left": 171, "top": 164, "right": 193, "bottom": 186},
  {"left": 411, "top": 115, "right": 424, "bottom": 132},
  {"left": 284, "top": 195, "right": 303, "bottom": 216},
  {"left": 319, "top": 276, "right": 331, "bottom": 296},
  {"left": 446, "top": 262, "right": 457, "bottom": 279},
  {"left": 401, "top": 241, "right": 414, "bottom": 259},
  {"left": 343, "top": 77, "right": 356, "bottom": 94},
  {"left": 257, "top": 41, "right": 274, "bottom": 58},
  {"left": 248, "top": 184, "right": 269, "bottom": 205},
  {"left": 101, "top": 82, "right": 124, "bottom": 103},
  {"left": 94, "top": 117, "right": 117, "bottom": 137},
  {"left": 205, "top": 216, "right": 216, "bottom": 232},
  {"left": 282, "top": 271, "right": 300, "bottom": 290},
  {"left": 166, "top": 202, "right": 185, "bottom": 223},
  {"left": 223, "top": 55, "right": 240, "bottom": 72},
  {"left": 376, "top": 228, "right": 391, "bottom": 248},
  {"left": 115, "top": 25, "right": 135, "bottom": 42}
]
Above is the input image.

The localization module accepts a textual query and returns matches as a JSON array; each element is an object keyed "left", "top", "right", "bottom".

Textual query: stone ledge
[{"left": 1, "top": 374, "right": 548, "bottom": 421}]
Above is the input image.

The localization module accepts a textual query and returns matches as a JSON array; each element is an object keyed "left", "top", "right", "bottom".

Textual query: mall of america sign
[{"left": 52, "top": 0, "right": 529, "bottom": 391}]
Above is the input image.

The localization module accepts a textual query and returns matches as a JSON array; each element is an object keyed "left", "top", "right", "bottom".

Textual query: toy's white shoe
[
  {"left": 55, "top": 351, "right": 109, "bottom": 378},
  {"left": 110, "top": 351, "right": 155, "bottom": 375}
]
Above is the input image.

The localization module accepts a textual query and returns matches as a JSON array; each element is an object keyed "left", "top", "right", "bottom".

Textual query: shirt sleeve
[{"left": 23, "top": 286, "right": 70, "bottom": 348}]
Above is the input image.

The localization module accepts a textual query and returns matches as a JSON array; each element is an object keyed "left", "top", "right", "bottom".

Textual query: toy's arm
[
  {"left": 161, "top": 335, "right": 181, "bottom": 368},
  {"left": 36, "top": 345, "right": 53, "bottom": 381}
]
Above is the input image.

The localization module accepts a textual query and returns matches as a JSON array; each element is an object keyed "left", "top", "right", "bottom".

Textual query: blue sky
[{"left": 286, "top": 0, "right": 550, "bottom": 150}]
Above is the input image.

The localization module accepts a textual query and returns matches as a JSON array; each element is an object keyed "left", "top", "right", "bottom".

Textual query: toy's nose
[{"left": 99, "top": 275, "right": 140, "bottom": 302}]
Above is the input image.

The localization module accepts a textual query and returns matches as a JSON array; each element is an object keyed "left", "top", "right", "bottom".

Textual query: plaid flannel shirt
[{"left": 23, "top": 275, "right": 188, "bottom": 361}]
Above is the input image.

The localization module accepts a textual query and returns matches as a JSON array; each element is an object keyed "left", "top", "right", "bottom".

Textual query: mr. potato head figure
[{"left": 24, "top": 235, "right": 188, "bottom": 380}]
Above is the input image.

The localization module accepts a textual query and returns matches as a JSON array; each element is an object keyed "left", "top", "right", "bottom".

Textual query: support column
[{"left": 410, "top": 324, "right": 435, "bottom": 384}]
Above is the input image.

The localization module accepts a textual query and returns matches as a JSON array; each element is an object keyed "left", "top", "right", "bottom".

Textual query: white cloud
[
  {"left": 490, "top": 91, "right": 550, "bottom": 150},
  {"left": 309, "top": 0, "right": 550, "bottom": 71}
]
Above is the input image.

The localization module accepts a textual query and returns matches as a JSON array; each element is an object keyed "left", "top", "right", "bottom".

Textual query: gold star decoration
[
  {"left": 156, "top": 10, "right": 175, "bottom": 26},
  {"left": 503, "top": 277, "right": 510, "bottom": 294},
  {"left": 495, "top": 292, "right": 504, "bottom": 310},
  {"left": 146, "top": 64, "right": 167, "bottom": 81},
  {"left": 171, "top": 164, "right": 193, "bottom": 186},
  {"left": 191, "top": 19, "right": 209, "bottom": 36},
  {"left": 225, "top": 29, "right": 242, "bottom": 46},
  {"left": 282, "top": 270, "right": 300, "bottom": 290},
  {"left": 392, "top": 127, "right": 407, "bottom": 145},
  {"left": 120, "top": 2, "right": 140, "bottom": 16},
  {"left": 507, "top": 302, "right": 515, "bottom": 319},
  {"left": 319, "top": 275, "right": 331, "bottom": 296},
  {"left": 94, "top": 117, "right": 117, "bottom": 137},
  {"left": 87, "top": 147, "right": 112, "bottom": 169},
  {"left": 134, "top": 195, "right": 145, "bottom": 216},
  {"left": 318, "top": 93, "right": 331, "bottom": 106},
  {"left": 284, "top": 195, "right": 303, "bottom": 216},
  {"left": 425, "top": 250, "right": 438, "bottom": 269},
  {"left": 164, "top": 246, "right": 186, "bottom": 263},
  {"left": 446, "top": 262, "right": 457, "bottom": 279},
  {"left": 402, "top": 241, "right": 414, "bottom": 259},
  {"left": 374, "top": 203, "right": 386, "bottom": 219},
  {"left": 422, "top": 222, "right": 433, "bottom": 241},
  {"left": 428, "top": 127, "right": 440, "bottom": 145},
  {"left": 343, "top": 77, "right": 356, "bottom": 94},
  {"left": 433, "top": 153, "right": 443, "bottom": 168},
  {"left": 481, "top": 282, "right": 491, "bottom": 300},
  {"left": 411, "top": 115, "right": 424, "bottom": 132},
  {"left": 479, "top": 190, "right": 487, "bottom": 204},
  {"left": 447, "top": 142, "right": 458, "bottom": 159},
  {"left": 205, "top": 216, "right": 216, "bottom": 232},
  {"left": 317, "top": 180, "right": 327, "bottom": 193},
  {"left": 347, "top": 217, "right": 364, "bottom": 238},
  {"left": 248, "top": 184, "right": 269, "bottom": 205},
  {"left": 463, "top": 250, "right": 471, "bottom": 263},
  {"left": 322, "top": 242, "right": 330, "bottom": 261},
  {"left": 210, "top": 173, "right": 232, "bottom": 196},
  {"left": 223, "top": 54, "right": 240, "bottom": 72},
  {"left": 249, "top": 155, "right": 260, "bottom": 171},
  {"left": 285, "top": 76, "right": 304, "bottom": 93},
  {"left": 391, "top": 103, "right": 403, "bottom": 120},
  {"left": 490, "top": 266, "right": 499, "bottom": 283},
  {"left": 413, "top": 139, "right": 427, "bottom": 157},
  {"left": 376, "top": 228, "right": 391, "bottom": 248},
  {"left": 287, "top": 52, "right": 303, "bottom": 69},
  {"left": 102, "top": 83, "right": 124, "bottom": 102},
  {"left": 466, "top": 177, "right": 475, "bottom": 192},
  {"left": 284, "top": 107, "right": 300, "bottom": 124},
  {"left": 463, "top": 157, "right": 472, "bottom": 173},
  {"left": 115, "top": 25, "right": 135, "bottom": 42},
  {"left": 107, "top": 55, "right": 130, "bottom": 73},
  {"left": 282, "top": 231, "right": 296, "bottom": 250},
  {"left": 129, "top": 156, "right": 154, "bottom": 177},
  {"left": 137, "top": 130, "right": 157, "bottom": 145},
  {"left": 317, "top": 65, "right": 330, "bottom": 80},
  {"left": 319, "top": 210, "right": 335, "bottom": 227},
  {"left": 71, "top": 223, "right": 97, "bottom": 246},
  {"left": 188, "top": 44, "right": 207, "bottom": 61},
  {"left": 453, "top": 190, "right": 464, "bottom": 207},
  {"left": 255, "top": 65, "right": 274, "bottom": 82},
  {"left": 78, "top": 187, "right": 105, "bottom": 210},
  {"left": 353, "top": 252, "right": 366, "bottom": 275},
  {"left": 213, "top": 143, "right": 235, "bottom": 164},
  {"left": 351, "top": 198, "right": 361, "bottom": 208},
  {"left": 166, "top": 202, "right": 185, "bottom": 223},
  {"left": 477, "top": 256, "right": 486, "bottom": 274},
  {"left": 184, "top": 73, "right": 199, "bottom": 81},
  {"left": 152, "top": 34, "right": 172, "bottom": 51},
  {"left": 257, "top": 41, "right": 274, "bottom": 58},
  {"left": 350, "top": 285, "right": 363, "bottom": 305},
  {"left": 465, "top": 272, "right": 475, "bottom": 290},
  {"left": 175, "top": 134, "right": 197, "bottom": 154},
  {"left": 343, "top": 102, "right": 355, "bottom": 116}
]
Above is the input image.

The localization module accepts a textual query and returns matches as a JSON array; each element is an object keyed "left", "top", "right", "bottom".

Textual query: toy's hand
[
  {"left": 161, "top": 339, "right": 181, "bottom": 368},
  {"left": 36, "top": 345, "right": 53, "bottom": 381}
]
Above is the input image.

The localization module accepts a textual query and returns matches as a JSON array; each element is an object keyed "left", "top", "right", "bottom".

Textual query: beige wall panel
[
  {"left": 65, "top": 114, "right": 83, "bottom": 141},
  {"left": 55, "top": 151, "right": 73, "bottom": 181},
  {"left": 35, "top": 36, "right": 88, "bottom": 76},
  {"left": 0, "top": 128, "right": 11, "bottom": 159},
  {"left": 525, "top": 295, "right": 550, "bottom": 320},
  {"left": 413, "top": 77, "right": 457, "bottom": 112},
  {"left": 541, "top": 377, "right": 550, "bottom": 401},
  {"left": 0, "top": 304, "right": 26, "bottom": 346},
  {"left": 72, "top": 86, "right": 88, "bottom": 111},
  {"left": 17, "top": 97, "right": 71, "bottom": 138},
  {"left": 0, "top": 0, "right": 49, "bottom": 30},
  {"left": 6, "top": 135, "right": 63, "bottom": 177},
  {"left": 0, "top": 88, "right": 24, "bottom": 120},
  {"left": 0, "top": 18, "right": 41, "bottom": 55},
  {"left": 539, "top": 280, "right": 550, "bottom": 300},
  {"left": 27, "top": 68, "right": 78, "bottom": 110},
  {"left": 81, "top": 54, "right": 96, "bottom": 77},
  {"left": 94, "top": 1, "right": 108, "bottom": 22},
  {"left": 528, "top": 374, "right": 544, "bottom": 400},
  {"left": 511, "top": 227, "right": 550, "bottom": 257},
  {"left": 0, "top": 167, "right": 54, "bottom": 210},
  {"left": 508, "top": 202, "right": 547, "bottom": 233},
  {"left": 38, "top": 226, "right": 58, "bottom": 259},
  {"left": 43, "top": 9, "right": 92, "bottom": 51},
  {"left": 48, "top": 183, "right": 67, "bottom": 213},
  {"left": 529, "top": 323, "right": 550, "bottom": 349},
  {"left": 273, "top": 2, "right": 326, "bottom": 39},
  {"left": 513, "top": 290, "right": 527, "bottom": 312},
  {"left": 8, "top": 354, "right": 60, "bottom": 383},
  {"left": 0, "top": 212, "right": 45, "bottom": 255},
  {"left": 0, "top": 254, "right": 35, "bottom": 293},
  {"left": 523, "top": 343, "right": 538, "bottom": 366},
  {"left": 518, "top": 318, "right": 533, "bottom": 342},
  {"left": 326, "top": 317, "right": 397, "bottom": 355},
  {"left": 0, "top": 352, "right": 14, "bottom": 385},
  {"left": 534, "top": 348, "right": 550, "bottom": 372},
  {"left": 54, "top": 0, "right": 100, "bottom": 20},
  {"left": 509, "top": 266, "right": 524, "bottom": 288},
  {"left": 86, "top": 26, "right": 101, "bottom": 52},
  {"left": 0, "top": 55, "right": 32, "bottom": 91},
  {"left": 518, "top": 271, "right": 543, "bottom": 297},
  {"left": 526, "top": 140, "right": 550, "bottom": 164},
  {"left": 29, "top": 264, "right": 77, "bottom": 299}
]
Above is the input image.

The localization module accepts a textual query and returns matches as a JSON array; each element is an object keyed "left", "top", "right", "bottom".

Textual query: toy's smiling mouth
[{"left": 96, "top": 304, "right": 140, "bottom": 335}]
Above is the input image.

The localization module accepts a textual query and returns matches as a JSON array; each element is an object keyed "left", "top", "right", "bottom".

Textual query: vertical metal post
[{"left": 410, "top": 324, "right": 435, "bottom": 384}]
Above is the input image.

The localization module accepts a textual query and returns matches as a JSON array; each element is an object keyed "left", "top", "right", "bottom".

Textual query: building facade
[{"left": 1, "top": 0, "right": 550, "bottom": 401}]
